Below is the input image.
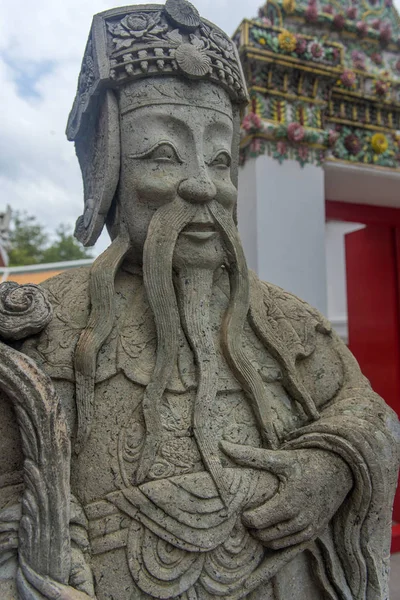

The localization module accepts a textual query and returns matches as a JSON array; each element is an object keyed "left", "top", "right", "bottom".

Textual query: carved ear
[{"left": 74, "top": 90, "right": 120, "bottom": 247}]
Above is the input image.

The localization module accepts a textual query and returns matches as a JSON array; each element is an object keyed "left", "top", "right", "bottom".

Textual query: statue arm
[
  {"left": 223, "top": 314, "right": 399, "bottom": 599},
  {"left": 281, "top": 329, "right": 400, "bottom": 599}
]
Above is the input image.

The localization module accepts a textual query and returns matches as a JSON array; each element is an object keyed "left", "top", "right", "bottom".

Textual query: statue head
[{"left": 67, "top": 0, "right": 248, "bottom": 265}]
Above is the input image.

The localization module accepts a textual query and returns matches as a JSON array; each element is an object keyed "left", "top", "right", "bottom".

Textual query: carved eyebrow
[{"left": 128, "top": 140, "right": 184, "bottom": 162}]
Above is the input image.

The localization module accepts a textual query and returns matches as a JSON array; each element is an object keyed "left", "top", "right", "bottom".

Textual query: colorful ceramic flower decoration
[
  {"left": 238, "top": 0, "right": 400, "bottom": 169},
  {"left": 305, "top": 2, "right": 319, "bottom": 23},
  {"left": 328, "top": 130, "right": 340, "bottom": 146},
  {"left": 333, "top": 14, "right": 346, "bottom": 30},
  {"left": 380, "top": 23, "right": 392, "bottom": 43},
  {"left": 356, "top": 21, "right": 368, "bottom": 36},
  {"left": 297, "top": 146, "right": 309, "bottom": 161},
  {"left": 344, "top": 134, "right": 362, "bottom": 155},
  {"left": 375, "top": 80, "right": 390, "bottom": 97},
  {"left": 287, "top": 122, "right": 306, "bottom": 142},
  {"left": 296, "top": 36, "right": 308, "bottom": 54},
  {"left": 340, "top": 70, "right": 357, "bottom": 89},
  {"left": 278, "top": 30, "right": 297, "bottom": 52},
  {"left": 371, "top": 53, "right": 383, "bottom": 66},
  {"left": 283, "top": 0, "right": 297, "bottom": 14},
  {"left": 242, "top": 112, "right": 263, "bottom": 132},
  {"left": 351, "top": 50, "right": 366, "bottom": 70},
  {"left": 277, "top": 140, "right": 288, "bottom": 155},
  {"left": 371, "top": 133, "right": 389, "bottom": 153},
  {"left": 346, "top": 7, "right": 357, "bottom": 19},
  {"left": 309, "top": 41, "right": 324, "bottom": 59}
]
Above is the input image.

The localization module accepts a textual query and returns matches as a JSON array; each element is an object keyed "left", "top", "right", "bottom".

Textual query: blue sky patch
[{"left": 2, "top": 52, "right": 55, "bottom": 100}]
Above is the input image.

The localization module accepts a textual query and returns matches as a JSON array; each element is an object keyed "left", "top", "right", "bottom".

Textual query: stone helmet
[{"left": 67, "top": 0, "right": 249, "bottom": 246}]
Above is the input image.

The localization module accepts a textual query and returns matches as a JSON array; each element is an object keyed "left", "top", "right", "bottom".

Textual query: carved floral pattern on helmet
[
  {"left": 175, "top": 39, "right": 212, "bottom": 77},
  {"left": 108, "top": 13, "right": 168, "bottom": 50},
  {"left": 104, "top": 7, "right": 247, "bottom": 102},
  {"left": 209, "top": 30, "right": 236, "bottom": 61},
  {"left": 77, "top": 40, "right": 96, "bottom": 97},
  {"left": 165, "top": 0, "right": 200, "bottom": 30}
]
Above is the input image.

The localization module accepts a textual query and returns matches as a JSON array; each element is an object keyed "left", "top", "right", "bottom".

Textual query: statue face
[{"left": 117, "top": 87, "right": 237, "bottom": 269}]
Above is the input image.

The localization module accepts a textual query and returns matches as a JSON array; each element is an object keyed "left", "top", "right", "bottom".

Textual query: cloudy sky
[{"left": 0, "top": 0, "right": 399, "bottom": 254}]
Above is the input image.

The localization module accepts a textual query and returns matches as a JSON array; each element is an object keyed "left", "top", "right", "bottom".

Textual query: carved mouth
[
  {"left": 183, "top": 223, "right": 216, "bottom": 232},
  {"left": 181, "top": 221, "right": 217, "bottom": 241}
]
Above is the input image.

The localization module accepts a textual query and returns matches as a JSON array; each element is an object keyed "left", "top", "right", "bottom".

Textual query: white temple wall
[
  {"left": 238, "top": 154, "right": 327, "bottom": 315},
  {"left": 236, "top": 158, "right": 258, "bottom": 273}
]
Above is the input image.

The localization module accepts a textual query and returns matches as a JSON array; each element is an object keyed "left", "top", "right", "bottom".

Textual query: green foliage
[
  {"left": 8, "top": 212, "right": 47, "bottom": 267},
  {"left": 8, "top": 212, "right": 92, "bottom": 267},
  {"left": 41, "top": 224, "right": 92, "bottom": 263}
]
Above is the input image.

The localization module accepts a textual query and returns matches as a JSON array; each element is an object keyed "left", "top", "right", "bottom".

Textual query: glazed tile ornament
[{"left": 241, "top": 0, "right": 400, "bottom": 170}]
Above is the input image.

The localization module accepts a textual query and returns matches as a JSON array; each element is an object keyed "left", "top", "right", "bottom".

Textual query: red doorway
[{"left": 326, "top": 200, "right": 400, "bottom": 552}]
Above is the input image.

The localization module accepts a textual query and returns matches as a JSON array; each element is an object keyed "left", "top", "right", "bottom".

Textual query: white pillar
[{"left": 238, "top": 154, "right": 327, "bottom": 315}]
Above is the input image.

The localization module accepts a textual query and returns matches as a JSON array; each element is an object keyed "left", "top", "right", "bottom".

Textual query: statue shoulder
[
  {"left": 40, "top": 265, "right": 91, "bottom": 303},
  {"left": 21, "top": 267, "right": 92, "bottom": 381},
  {"left": 252, "top": 277, "right": 346, "bottom": 407},
  {"left": 259, "top": 278, "right": 332, "bottom": 340}
]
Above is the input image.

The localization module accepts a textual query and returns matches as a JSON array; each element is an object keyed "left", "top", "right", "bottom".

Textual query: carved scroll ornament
[{"left": 0, "top": 282, "right": 91, "bottom": 599}]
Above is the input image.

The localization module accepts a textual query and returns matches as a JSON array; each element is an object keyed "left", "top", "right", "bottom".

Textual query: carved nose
[{"left": 178, "top": 174, "right": 217, "bottom": 204}]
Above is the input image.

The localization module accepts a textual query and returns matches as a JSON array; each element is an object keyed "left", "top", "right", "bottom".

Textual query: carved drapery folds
[{"left": 0, "top": 282, "right": 72, "bottom": 599}]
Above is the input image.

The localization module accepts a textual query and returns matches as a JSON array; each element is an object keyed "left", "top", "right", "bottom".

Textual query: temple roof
[
  {"left": 261, "top": 0, "right": 400, "bottom": 46},
  {"left": 235, "top": 0, "right": 400, "bottom": 170},
  {"left": 259, "top": 0, "right": 400, "bottom": 81}
]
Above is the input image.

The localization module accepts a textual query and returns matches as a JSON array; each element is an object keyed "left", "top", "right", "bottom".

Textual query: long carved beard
[
  {"left": 136, "top": 198, "right": 281, "bottom": 500},
  {"left": 135, "top": 199, "right": 197, "bottom": 483},
  {"left": 176, "top": 265, "right": 229, "bottom": 499}
]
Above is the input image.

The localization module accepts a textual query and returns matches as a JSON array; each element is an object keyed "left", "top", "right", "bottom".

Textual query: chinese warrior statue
[{"left": 0, "top": 1, "right": 399, "bottom": 599}]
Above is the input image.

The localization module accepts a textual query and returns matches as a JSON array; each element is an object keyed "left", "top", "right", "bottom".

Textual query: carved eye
[
  {"left": 209, "top": 151, "right": 231, "bottom": 169},
  {"left": 148, "top": 143, "right": 182, "bottom": 164}
]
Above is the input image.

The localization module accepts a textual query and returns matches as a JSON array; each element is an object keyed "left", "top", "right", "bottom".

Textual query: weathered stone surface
[{"left": 0, "top": 2, "right": 398, "bottom": 599}]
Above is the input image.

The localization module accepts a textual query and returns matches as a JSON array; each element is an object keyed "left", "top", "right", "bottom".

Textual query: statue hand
[{"left": 220, "top": 441, "right": 352, "bottom": 549}]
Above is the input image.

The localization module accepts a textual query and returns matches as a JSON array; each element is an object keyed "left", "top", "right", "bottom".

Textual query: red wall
[{"left": 326, "top": 201, "right": 400, "bottom": 551}]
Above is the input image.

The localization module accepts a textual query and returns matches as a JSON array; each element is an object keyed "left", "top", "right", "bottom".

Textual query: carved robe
[{"left": 0, "top": 265, "right": 398, "bottom": 600}]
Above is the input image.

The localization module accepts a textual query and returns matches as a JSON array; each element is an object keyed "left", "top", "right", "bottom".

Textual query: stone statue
[{"left": 0, "top": 1, "right": 398, "bottom": 599}]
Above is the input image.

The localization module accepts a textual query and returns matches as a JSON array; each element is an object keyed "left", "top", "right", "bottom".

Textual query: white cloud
[{"left": 0, "top": 0, "right": 399, "bottom": 255}]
